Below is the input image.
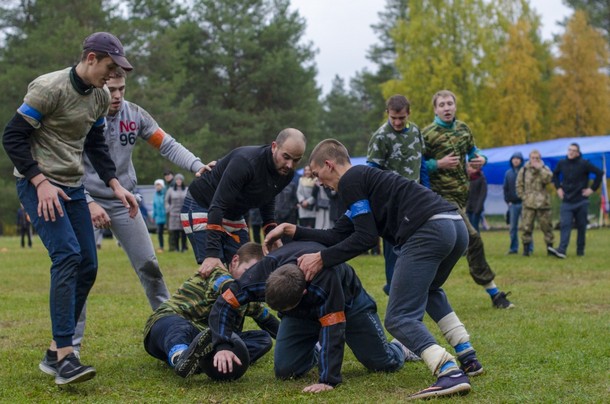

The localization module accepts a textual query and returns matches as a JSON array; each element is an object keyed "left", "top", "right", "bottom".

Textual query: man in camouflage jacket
[{"left": 516, "top": 150, "right": 556, "bottom": 256}]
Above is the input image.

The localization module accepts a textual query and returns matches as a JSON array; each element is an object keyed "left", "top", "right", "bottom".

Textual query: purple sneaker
[
  {"left": 460, "top": 358, "right": 484, "bottom": 376},
  {"left": 407, "top": 370, "right": 471, "bottom": 400}
]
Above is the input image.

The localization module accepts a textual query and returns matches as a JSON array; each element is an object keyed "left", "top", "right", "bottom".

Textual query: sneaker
[
  {"left": 492, "top": 291, "right": 515, "bottom": 309},
  {"left": 460, "top": 358, "right": 484, "bottom": 376},
  {"left": 174, "top": 329, "right": 214, "bottom": 378},
  {"left": 391, "top": 338, "right": 422, "bottom": 362},
  {"left": 55, "top": 353, "right": 96, "bottom": 385},
  {"left": 547, "top": 246, "right": 566, "bottom": 259},
  {"left": 39, "top": 350, "right": 58, "bottom": 376},
  {"left": 407, "top": 370, "right": 471, "bottom": 400}
]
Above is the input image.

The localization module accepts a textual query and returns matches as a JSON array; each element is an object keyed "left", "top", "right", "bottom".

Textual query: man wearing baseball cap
[{"left": 2, "top": 32, "right": 138, "bottom": 386}]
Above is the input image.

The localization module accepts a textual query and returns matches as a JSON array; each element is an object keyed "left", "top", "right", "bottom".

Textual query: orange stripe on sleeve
[
  {"left": 146, "top": 128, "right": 166, "bottom": 149},
  {"left": 222, "top": 289, "right": 241, "bottom": 309},
  {"left": 319, "top": 311, "right": 346, "bottom": 327},
  {"left": 208, "top": 224, "right": 241, "bottom": 243}
]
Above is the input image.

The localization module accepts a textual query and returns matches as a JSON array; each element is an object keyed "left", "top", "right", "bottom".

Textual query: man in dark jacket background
[
  {"left": 552, "top": 143, "right": 602, "bottom": 258},
  {"left": 503, "top": 151, "right": 531, "bottom": 255}
]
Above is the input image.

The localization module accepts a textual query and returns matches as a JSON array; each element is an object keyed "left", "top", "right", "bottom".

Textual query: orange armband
[{"left": 319, "top": 311, "right": 346, "bottom": 327}]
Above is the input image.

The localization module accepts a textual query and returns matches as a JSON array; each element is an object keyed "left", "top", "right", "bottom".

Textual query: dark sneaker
[
  {"left": 39, "top": 350, "right": 58, "bottom": 376},
  {"left": 492, "top": 291, "right": 515, "bottom": 309},
  {"left": 547, "top": 246, "right": 566, "bottom": 259},
  {"left": 460, "top": 358, "right": 484, "bottom": 376},
  {"left": 55, "top": 353, "right": 96, "bottom": 385},
  {"left": 174, "top": 329, "right": 214, "bottom": 378},
  {"left": 407, "top": 370, "right": 471, "bottom": 400}
]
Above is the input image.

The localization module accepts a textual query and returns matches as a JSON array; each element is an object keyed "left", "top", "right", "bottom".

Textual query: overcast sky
[{"left": 290, "top": 0, "right": 573, "bottom": 95}]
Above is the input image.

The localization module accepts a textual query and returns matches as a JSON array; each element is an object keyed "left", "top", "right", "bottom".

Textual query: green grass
[{"left": 0, "top": 228, "right": 609, "bottom": 403}]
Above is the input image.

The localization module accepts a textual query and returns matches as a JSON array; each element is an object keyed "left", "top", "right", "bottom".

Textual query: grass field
[{"left": 0, "top": 228, "right": 609, "bottom": 403}]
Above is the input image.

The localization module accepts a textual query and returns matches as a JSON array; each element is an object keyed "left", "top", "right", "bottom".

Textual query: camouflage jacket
[
  {"left": 144, "top": 267, "right": 271, "bottom": 338},
  {"left": 422, "top": 119, "right": 479, "bottom": 208},
  {"left": 366, "top": 121, "right": 423, "bottom": 181},
  {"left": 516, "top": 162, "right": 553, "bottom": 209}
]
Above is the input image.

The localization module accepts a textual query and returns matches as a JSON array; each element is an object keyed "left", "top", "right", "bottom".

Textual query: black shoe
[
  {"left": 492, "top": 291, "right": 515, "bottom": 309},
  {"left": 55, "top": 353, "right": 96, "bottom": 385},
  {"left": 174, "top": 329, "right": 214, "bottom": 378},
  {"left": 547, "top": 246, "right": 566, "bottom": 259},
  {"left": 39, "top": 350, "right": 58, "bottom": 376},
  {"left": 407, "top": 370, "right": 471, "bottom": 400}
]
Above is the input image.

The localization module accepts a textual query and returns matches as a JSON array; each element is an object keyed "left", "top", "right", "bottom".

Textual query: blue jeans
[
  {"left": 145, "top": 315, "right": 272, "bottom": 365},
  {"left": 467, "top": 212, "right": 482, "bottom": 233},
  {"left": 508, "top": 202, "right": 534, "bottom": 253},
  {"left": 180, "top": 194, "right": 249, "bottom": 264},
  {"left": 558, "top": 200, "right": 589, "bottom": 254},
  {"left": 274, "top": 290, "right": 404, "bottom": 381},
  {"left": 384, "top": 214, "right": 468, "bottom": 356},
  {"left": 17, "top": 178, "right": 97, "bottom": 348},
  {"left": 382, "top": 238, "right": 398, "bottom": 294}
]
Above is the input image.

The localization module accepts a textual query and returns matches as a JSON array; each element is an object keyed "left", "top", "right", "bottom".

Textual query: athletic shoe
[
  {"left": 407, "top": 370, "right": 471, "bottom": 400},
  {"left": 547, "top": 246, "right": 566, "bottom": 259},
  {"left": 55, "top": 353, "right": 96, "bottom": 385},
  {"left": 174, "top": 329, "right": 214, "bottom": 378},
  {"left": 460, "top": 358, "right": 484, "bottom": 376},
  {"left": 39, "top": 350, "right": 58, "bottom": 376},
  {"left": 391, "top": 338, "right": 422, "bottom": 362},
  {"left": 492, "top": 291, "right": 515, "bottom": 309}
]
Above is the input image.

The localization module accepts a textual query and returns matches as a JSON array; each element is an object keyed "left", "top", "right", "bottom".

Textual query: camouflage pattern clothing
[
  {"left": 367, "top": 121, "right": 423, "bottom": 181},
  {"left": 422, "top": 119, "right": 483, "bottom": 208},
  {"left": 144, "top": 267, "right": 271, "bottom": 338},
  {"left": 516, "top": 162, "right": 554, "bottom": 245}
]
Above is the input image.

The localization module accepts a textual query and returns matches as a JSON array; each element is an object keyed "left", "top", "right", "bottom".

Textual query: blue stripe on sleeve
[
  {"left": 93, "top": 117, "right": 106, "bottom": 127},
  {"left": 213, "top": 275, "right": 233, "bottom": 292},
  {"left": 348, "top": 200, "right": 371, "bottom": 219},
  {"left": 17, "top": 103, "right": 43, "bottom": 122}
]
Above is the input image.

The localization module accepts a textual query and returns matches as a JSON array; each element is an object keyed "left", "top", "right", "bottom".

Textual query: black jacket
[{"left": 552, "top": 156, "right": 602, "bottom": 203}]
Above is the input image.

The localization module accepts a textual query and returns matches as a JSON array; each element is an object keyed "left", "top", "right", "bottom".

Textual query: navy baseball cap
[{"left": 83, "top": 32, "right": 133, "bottom": 71}]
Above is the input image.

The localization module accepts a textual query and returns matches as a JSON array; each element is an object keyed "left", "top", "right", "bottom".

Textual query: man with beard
[{"left": 182, "top": 128, "right": 306, "bottom": 276}]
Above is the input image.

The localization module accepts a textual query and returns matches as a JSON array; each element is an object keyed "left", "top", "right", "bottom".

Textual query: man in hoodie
[
  {"left": 422, "top": 90, "right": 514, "bottom": 309},
  {"left": 503, "top": 152, "right": 531, "bottom": 255},
  {"left": 552, "top": 143, "right": 602, "bottom": 258}
]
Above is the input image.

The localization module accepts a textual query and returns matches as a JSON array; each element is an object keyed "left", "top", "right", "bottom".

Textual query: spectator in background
[
  {"left": 516, "top": 150, "right": 556, "bottom": 257},
  {"left": 17, "top": 204, "right": 32, "bottom": 248},
  {"left": 164, "top": 169, "right": 175, "bottom": 191},
  {"left": 552, "top": 143, "right": 603, "bottom": 258},
  {"left": 153, "top": 179, "right": 167, "bottom": 252},
  {"left": 465, "top": 163, "right": 487, "bottom": 233},
  {"left": 166, "top": 174, "right": 189, "bottom": 252},
  {"left": 503, "top": 152, "right": 528, "bottom": 255},
  {"left": 247, "top": 208, "right": 263, "bottom": 244},
  {"left": 274, "top": 180, "right": 298, "bottom": 245},
  {"left": 312, "top": 183, "right": 333, "bottom": 229},
  {"left": 296, "top": 165, "right": 317, "bottom": 228}
]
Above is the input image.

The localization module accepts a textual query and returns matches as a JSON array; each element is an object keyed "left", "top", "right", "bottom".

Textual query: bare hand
[
  {"left": 199, "top": 257, "right": 225, "bottom": 277},
  {"left": 297, "top": 252, "right": 323, "bottom": 282},
  {"left": 213, "top": 350, "right": 242, "bottom": 374},
  {"left": 109, "top": 179, "right": 139, "bottom": 218},
  {"left": 35, "top": 178, "right": 70, "bottom": 222},
  {"left": 195, "top": 160, "right": 217, "bottom": 177},
  {"left": 582, "top": 188, "right": 593, "bottom": 197},
  {"left": 88, "top": 201, "right": 111, "bottom": 229},
  {"left": 436, "top": 152, "right": 460, "bottom": 170},
  {"left": 557, "top": 188, "right": 565, "bottom": 200},
  {"left": 263, "top": 223, "right": 295, "bottom": 254},
  {"left": 303, "top": 383, "right": 334, "bottom": 393}
]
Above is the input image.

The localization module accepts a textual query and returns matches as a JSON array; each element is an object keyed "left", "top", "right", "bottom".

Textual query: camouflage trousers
[
  {"left": 521, "top": 206, "right": 554, "bottom": 245},
  {"left": 457, "top": 207, "right": 496, "bottom": 286}
]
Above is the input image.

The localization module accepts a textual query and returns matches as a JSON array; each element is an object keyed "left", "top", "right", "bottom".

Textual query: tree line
[{"left": 0, "top": 0, "right": 607, "bottom": 231}]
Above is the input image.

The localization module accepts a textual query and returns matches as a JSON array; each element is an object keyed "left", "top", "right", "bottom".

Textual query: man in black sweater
[
  {"left": 552, "top": 143, "right": 602, "bottom": 258},
  {"left": 181, "top": 128, "right": 306, "bottom": 275}
]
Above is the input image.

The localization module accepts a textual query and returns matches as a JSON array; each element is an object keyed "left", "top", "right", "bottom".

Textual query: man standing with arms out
[
  {"left": 516, "top": 150, "right": 556, "bottom": 256},
  {"left": 182, "top": 128, "right": 306, "bottom": 276},
  {"left": 503, "top": 152, "right": 528, "bottom": 254},
  {"left": 2, "top": 32, "right": 138, "bottom": 385},
  {"left": 367, "top": 94, "right": 428, "bottom": 295},
  {"left": 422, "top": 90, "right": 514, "bottom": 309},
  {"left": 81, "top": 68, "right": 213, "bottom": 335},
  {"left": 552, "top": 143, "right": 602, "bottom": 258}
]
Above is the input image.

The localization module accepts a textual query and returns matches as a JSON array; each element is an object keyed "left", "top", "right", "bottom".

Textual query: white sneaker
[{"left": 391, "top": 338, "right": 422, "bottom": 362}]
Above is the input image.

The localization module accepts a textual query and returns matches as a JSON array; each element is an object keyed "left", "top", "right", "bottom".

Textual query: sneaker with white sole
[
  {"left": 407, "top": 370, "right": 471, "bottom": 400},
  {"left": 39, "top": 350, "right": 58, "bottom": 376},
  {"left": 492, "top": 291, "right": 515, "bottom": 309},
  {"left": 174, "top": 329, "right": 214, "bottom": 378},
  {"left": 55, "top": 353, "right": 96, "bottom": 385},
  {"left": 391, "top": 338, "right": 422, "bottom": 362}
]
